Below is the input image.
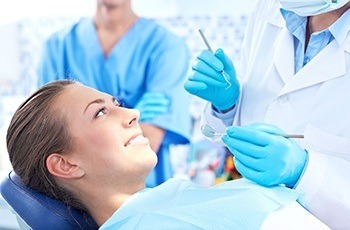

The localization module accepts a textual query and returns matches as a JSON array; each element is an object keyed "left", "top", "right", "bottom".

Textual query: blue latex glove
[
  {"left": 184, "top": 48, "right": 240, "bottom": 111},
  {"left": 221, "top": 123, "right": 308, "bottom": 187},
  {"left": 135, "top": 92, "right": 170, "bottom": 122}
]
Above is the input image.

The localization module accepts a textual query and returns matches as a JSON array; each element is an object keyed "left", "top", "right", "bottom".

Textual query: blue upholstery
[{"left": 0, "top": 171, "right": 98, "bottom": 230}]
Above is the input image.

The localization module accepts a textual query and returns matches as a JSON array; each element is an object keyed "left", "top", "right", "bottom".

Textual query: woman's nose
[{"left": 125, "top": 108, "right": 140, "bottom": 126}]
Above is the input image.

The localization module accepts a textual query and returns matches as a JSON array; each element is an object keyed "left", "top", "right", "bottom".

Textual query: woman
[
  {"left": 37, "top": 0, "right": 191, "bottom": 187},
  {"left": 6, "top": 80, "right": 328, "bottom": 229}
]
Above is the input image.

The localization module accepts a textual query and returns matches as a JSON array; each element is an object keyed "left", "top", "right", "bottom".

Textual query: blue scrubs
[
  {"left": 37, "top": 18, "right": 191, "bottom": 187},
  {"left": 100, "top": 178, "right": 302, "bottom": 229}
]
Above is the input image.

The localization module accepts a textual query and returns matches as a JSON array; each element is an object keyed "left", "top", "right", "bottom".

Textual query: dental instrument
[
  {"left": 198, "top": 29, "right": 232, "bottom": 90},
  {"left": 201, "top": 124, "right": 304, "bottom": 139}
]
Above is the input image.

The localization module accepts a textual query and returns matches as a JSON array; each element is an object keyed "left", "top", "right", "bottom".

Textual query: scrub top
[
  {"left": 37, "top": 17, "right": 191, "bottom": 187},
  {"left": 99, "top": 178, "right": 302, "bottom": 229}
]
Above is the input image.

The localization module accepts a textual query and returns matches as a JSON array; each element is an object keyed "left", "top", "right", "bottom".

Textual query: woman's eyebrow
[{"left": 84, "top": 98, "right": 105, "bottom": 113}]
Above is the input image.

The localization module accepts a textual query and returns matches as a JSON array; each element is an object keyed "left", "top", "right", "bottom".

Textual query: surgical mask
[{"left": 278, "top": 0, "right": 350, "bottom": 16}]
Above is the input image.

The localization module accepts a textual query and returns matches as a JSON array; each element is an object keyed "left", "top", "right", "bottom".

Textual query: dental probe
[
  {"left": 201, "top": 124, "right": 304, "bottom": 139},
  {"left": 198, "top": 29, "right": 231, "bottom": 90}
]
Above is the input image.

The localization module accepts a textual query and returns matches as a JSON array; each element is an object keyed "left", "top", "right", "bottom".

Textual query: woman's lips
[{"left": 125, "top": 134, "right": 149, "bottom": 146}]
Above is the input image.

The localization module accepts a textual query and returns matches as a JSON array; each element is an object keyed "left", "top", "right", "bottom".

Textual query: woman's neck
[
  {"left": 85, "top": 192, "right": 131, "bottom": 226},
  {"left": 77, "top": 181, "right": 146, "bottom": 226}
]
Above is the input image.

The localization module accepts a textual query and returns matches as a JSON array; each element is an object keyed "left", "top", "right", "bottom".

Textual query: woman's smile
[{"left": 125, "top": 134, "right": 149, "bottom": 147}]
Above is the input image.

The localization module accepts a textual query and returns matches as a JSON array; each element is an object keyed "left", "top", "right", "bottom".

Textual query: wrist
[
  {"left": 212, "top": 104, "right": 236, "bottom": 114},
  {"left": 212, "top": 87, "right": 240, "bottom": 113},
  {"left": 286, "top": 149, "right": 309, "bottom": 188}
]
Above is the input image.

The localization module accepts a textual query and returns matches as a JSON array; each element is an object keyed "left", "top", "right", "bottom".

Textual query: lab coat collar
[
  {"left": 261, "top": 1, "right": 285, "bottom": 28},
  {"left": 265, "top": 1, "right": 296, "bottom": 84},
  {"left": 274, "top": 27, "right": 295, "bottom": 85},
  {"left": 277, "top": 39, "right": 347, "bottom": 96},
  {"left": 329, "top": 9, "right": 350, "bottom": 49},
  {"left": 342, "top": 30, "right": 350, "bottom": 54}
]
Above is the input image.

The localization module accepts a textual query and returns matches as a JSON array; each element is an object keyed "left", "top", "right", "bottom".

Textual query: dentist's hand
[
  {"left": 221, "top": 123, "right": 308, "bottom": 187},
  {"left": 184, "top": 48, "right": 240, "bottom": 111},
  {"left": 135, "top": 92, "right": 170, "bottom": 122}
]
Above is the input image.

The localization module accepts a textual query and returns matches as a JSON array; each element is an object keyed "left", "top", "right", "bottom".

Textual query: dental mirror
[{"left": 200, "top": 124, "right": 225, "bottom": 138}]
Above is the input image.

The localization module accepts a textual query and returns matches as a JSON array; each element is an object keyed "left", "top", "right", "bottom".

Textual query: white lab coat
[{"left": 203, "top": 0, "right": 350, "bottom": 228}]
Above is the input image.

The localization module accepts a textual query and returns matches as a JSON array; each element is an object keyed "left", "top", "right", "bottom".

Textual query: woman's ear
[{"left": 46, "top": 153, "right": 85, "bottom": 179}]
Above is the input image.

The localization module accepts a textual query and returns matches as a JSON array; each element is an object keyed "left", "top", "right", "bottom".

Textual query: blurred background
[{"left": 0, "top": 0, "right": 256, "bottom": 228}]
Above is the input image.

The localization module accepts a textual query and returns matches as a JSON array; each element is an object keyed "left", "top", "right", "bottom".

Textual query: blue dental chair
[{"left": 0, "top": 171, "right": 98, "bottom": 230}]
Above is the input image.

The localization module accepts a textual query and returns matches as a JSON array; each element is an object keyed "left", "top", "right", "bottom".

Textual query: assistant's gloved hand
[
  {"left": 221, "top": 123, "right": 308, "bottom": 188},
  {"left": 184, "top": 48, "right": 240, "bottom": 111},
  {"left": 135, "top": 92, "right": 170, "bottom": 122}
]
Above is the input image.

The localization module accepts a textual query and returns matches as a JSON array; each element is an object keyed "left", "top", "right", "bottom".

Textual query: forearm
[{"left": 140, "top": 123, "right": 165, "bottom": 152}]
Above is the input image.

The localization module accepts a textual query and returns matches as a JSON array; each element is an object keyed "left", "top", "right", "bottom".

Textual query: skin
[
  {"left": 306, "top": 2, "right": 350, "bottom": 45},
  {"left": 94, "top": 0, "right": 166, "bottom": 153},
  {"left": 46, "top": 83, "right": 157, "bottom": 225}
]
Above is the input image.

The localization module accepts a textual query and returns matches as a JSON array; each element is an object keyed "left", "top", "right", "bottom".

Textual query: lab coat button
[{"left": 279, "top": 95, "right": 289, "bottom": 103}]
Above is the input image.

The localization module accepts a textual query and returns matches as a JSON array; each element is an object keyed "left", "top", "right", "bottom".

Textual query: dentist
[{"left": 184, "top": 0, "right": 350, "bottom": 228}]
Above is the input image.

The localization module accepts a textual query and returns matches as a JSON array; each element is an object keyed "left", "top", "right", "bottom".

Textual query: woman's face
[{"left": 57, "top": 83, "right": 157, "bottom": 184}]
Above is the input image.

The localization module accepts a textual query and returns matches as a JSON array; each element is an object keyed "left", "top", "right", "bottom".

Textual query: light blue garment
[
  {"left": 134, "top": 92, "right": 170, "bottom": 122},
  {"left": 37, "top": 17, "right": 191, "bottom": 187},
  {"left": 100, "top": 178, "right": 302, "bottom": 229},
  {"left": 278, "top": 0, "right": 349, "bottom": 16},
  {"left": 281, "top": 8, "right": 350, "bottom": 73}
]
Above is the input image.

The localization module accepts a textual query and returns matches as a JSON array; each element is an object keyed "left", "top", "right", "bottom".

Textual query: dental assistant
[
  {"left": 37, "top": 0, "right": 191, "bottom": 187},
  {"left": 184, "top": 0, "right": 350, "bottom": 228}
]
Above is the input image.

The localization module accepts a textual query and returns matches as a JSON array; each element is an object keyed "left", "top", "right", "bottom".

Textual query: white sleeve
[
  {"left": 295, "top": 151, "right": 350, "bottom": 229},
  {"left": 261, "top": 202, "right": 330, "bottom": 230}
]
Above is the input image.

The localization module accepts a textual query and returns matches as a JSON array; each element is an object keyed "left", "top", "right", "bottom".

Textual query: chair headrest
[{"left": 0, "top": 171, "right": 98, "bottom": 230}]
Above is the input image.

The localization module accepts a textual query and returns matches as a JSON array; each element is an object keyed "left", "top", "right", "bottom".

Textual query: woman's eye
[{"left": 95, "top": 107, "right": 107, "bottom": 118}]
